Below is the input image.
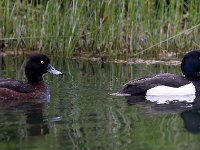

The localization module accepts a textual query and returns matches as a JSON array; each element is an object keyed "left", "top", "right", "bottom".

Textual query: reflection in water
[
  {"left": 25, "top": 103, "right": 49, "bottom": 136},
  {"left": 125, "top": 95, "right": 200, "bottom": 134},
  {"left": 1, "top": 56, "right": 200, "bottom": 149},
  {"left": 56, "top": 59, "right": 200, "bottom": 149},
  {"left": 0, "top": 56, "right": 5, "bottom": 70},
  {"left": 78, "top": 60, "right": 95, "bottom": 76},
  {"left": 181, "top": 108, "right": 200, "bottom": 134},
  {"left": 0, "top": 102, "right": 49, "bottom": 142}
]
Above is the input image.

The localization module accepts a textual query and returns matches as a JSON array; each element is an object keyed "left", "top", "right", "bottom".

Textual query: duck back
[{"left": 120, "top": 73, "right": 191, "bottom": 95}]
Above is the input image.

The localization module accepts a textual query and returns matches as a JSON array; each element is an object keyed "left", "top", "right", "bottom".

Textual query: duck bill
[{"left": 47, "top": 65, "right": 63, "bottom": 75}]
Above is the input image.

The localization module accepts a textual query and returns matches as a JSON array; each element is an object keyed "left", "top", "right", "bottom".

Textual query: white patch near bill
[{"left": 146, "top": 83, "right": 196, "bottom": 96}]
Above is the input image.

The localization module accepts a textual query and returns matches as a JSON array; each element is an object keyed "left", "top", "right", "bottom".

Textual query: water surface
[{"left": 0, "top": 55, "right": 200, "bottom": 150}]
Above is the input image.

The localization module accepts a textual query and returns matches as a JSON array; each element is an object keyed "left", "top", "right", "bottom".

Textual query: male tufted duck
[
  {"left": 119, "top": 50, "right": 200, "bottom": 98},
  {"left": 0, "top": 53, "right": 62, "bottom": 100}
]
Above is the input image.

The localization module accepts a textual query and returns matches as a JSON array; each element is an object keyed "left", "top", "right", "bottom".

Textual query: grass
[{"left": 1, "top": 0, "right": 200, "bottom": 59}]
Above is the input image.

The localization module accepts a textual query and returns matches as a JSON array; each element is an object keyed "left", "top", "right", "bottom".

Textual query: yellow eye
[{"left": 40, "top": 60, "right": 44, "bottom": 64}]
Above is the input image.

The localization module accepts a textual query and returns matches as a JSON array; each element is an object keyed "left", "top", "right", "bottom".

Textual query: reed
[{"left": 1, "top": 0, "right": 200, "bottom": 58}]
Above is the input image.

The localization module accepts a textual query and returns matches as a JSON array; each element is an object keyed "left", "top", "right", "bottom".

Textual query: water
[{"left": 0, "top": 55, "right": 200, "bottom": 150}]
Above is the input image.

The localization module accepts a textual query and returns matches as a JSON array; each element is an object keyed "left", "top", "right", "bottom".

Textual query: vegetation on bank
[{"left": 1, "top": 0, "right": 200, "bottom": 59}]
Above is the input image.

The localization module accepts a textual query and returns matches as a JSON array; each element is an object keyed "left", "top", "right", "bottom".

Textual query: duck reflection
[
  {"left": 25, "top": 103, "right": 49, "bottom": 136},
  {"left": 181, "top": 108, "right": 200, "bottom": 134},
  {"left": 125, "top": 95, "right": 200, "bottom": 134},
  {"left": 0, "top": 56, "right": 5, "bottom": 71},
  {"left": 0, "top": 101, "right": 49, "bottom": 141}
]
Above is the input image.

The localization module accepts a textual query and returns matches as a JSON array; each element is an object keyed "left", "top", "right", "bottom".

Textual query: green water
[{"left": 0, "top": 56, "right": 200, "bottom": 150}]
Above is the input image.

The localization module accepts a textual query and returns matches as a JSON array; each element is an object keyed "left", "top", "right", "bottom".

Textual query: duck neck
[
  {"left": 25, "top": 67, "right": 44, "bottom": 84},
  {"left": 182, "top": 68, "right": 200, "bottom": 79},
  {"left": 26, "top": 75, "right": 43, "bottom": 84}
]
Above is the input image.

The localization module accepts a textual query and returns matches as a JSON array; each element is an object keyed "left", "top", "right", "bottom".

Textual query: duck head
[
  {"left": 25, "top": 54, "right": 62, "bottom": 84},
  {"left": 181, "top": 50, "right": 200, "bottom": 79}
]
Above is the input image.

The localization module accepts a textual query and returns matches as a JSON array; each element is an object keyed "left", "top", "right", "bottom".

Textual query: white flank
[
  {"left": 146, "top": 83, "right": 196, "bottom": 96},
  {"left": 146, "top": 95, "right": 196, "bottom": 104}
]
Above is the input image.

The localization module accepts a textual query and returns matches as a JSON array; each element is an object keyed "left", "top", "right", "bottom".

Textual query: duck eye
[{"left": 40, "top": 60, "right": 44, "bottom": 64}]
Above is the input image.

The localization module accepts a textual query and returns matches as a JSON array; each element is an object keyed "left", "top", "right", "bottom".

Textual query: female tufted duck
[
  {"left": 0, "top": 53, "right": 62, "bottom": 100},
  {"left": 119, "top": 50, "right": 200, "bottom": 97}
]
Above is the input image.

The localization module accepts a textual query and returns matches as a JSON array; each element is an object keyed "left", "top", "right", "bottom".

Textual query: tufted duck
[
  {"left": 0, "top": 53, "right": 62, "bottom": 100},
  {"left": 119, "top": 50, "right": 200, "bottom": 98}
]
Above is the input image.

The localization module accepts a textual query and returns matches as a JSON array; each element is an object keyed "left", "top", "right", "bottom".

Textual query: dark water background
[{"left": 0, "top": 55, "right": 200, "bottom": 150}]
